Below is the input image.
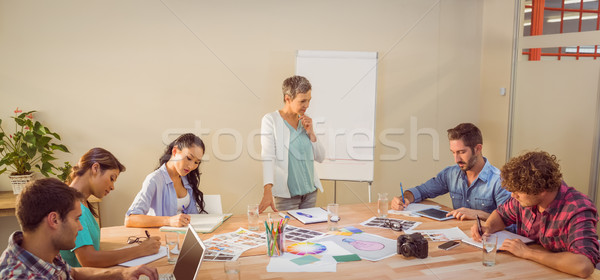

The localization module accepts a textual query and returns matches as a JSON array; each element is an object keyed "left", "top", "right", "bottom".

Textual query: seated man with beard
[{"left": 391, "top": 123, "right": 510, "bottom": 220}]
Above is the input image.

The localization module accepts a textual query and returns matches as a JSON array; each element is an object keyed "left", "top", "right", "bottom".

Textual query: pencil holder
[{"left": 266, "top": 227, "right": 285, "bottom": 257}]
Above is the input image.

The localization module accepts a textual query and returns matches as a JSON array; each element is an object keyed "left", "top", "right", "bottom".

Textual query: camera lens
[{"left": 400, "top": 243, "right": 416, "bottom": 257}]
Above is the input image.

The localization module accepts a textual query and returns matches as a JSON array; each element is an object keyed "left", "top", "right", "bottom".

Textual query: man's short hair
[
  {"left": 16, "top": 178, "right": 83, "bottom": 232},
  {"left": 447, "top": 123, "right": 483, "bottom": 150},
  {"left": 282, "top": 75, "right": 311, "bottom": 102},
  {"left": 500, "top": 151, "right": 563, "bottom": 195}
]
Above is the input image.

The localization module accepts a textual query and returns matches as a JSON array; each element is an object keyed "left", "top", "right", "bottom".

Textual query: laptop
[{"left": 159, "top": 224, "right": 207, "bottom": 280}]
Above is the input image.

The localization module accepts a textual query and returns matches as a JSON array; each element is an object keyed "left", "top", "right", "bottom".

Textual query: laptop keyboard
[{"left": 159, "top": 274, "right": 176, "bottom": 280}]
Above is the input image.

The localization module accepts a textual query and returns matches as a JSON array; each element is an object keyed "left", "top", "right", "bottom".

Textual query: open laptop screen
[{"left": 173, "top": 224, "right": 206, "bottom": 280}]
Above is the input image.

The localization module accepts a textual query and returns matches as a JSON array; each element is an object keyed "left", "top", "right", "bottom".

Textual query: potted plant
[{"left": 0, "top": 108, "right": 70, "bottom": 194}]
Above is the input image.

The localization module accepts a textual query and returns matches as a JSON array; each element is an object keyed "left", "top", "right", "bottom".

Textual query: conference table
[{"left": 101, "top": 202, "right": 600, "bottom": 280}]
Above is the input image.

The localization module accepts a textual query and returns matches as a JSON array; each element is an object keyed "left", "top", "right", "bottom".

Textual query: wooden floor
[{"left": 101, "top": 202, "right": 600, "bottom": 279}]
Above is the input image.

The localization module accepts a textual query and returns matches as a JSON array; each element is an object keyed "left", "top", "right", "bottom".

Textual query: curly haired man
[{"left": 471, "top": 151, "right": 599, "bottom": 278}]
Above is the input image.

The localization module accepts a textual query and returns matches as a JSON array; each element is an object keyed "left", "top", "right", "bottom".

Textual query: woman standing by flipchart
[
  {"left": 60, "top": 148, "right": 161, "bottom": 267},
  {"left": 259, "top": 75, "right": 325, "bottom": 213}
]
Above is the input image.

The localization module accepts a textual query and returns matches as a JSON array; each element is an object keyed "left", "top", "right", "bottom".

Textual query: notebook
[
  {"left": 160, "top": 213, "right": 232, "bottom": 234},
  {"left": 287, "top": 207, "right": 329, "bottom": 224},
  {"left": 159, "top": 224, "right": 207, "bottom": 280},
  {"left": 462, "top": 230, "right": 534, "bottom": 249}
]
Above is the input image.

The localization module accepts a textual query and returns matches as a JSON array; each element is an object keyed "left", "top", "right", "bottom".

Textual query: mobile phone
[{"left": 438, "top": 240, "right": 460, "bottom": 250}]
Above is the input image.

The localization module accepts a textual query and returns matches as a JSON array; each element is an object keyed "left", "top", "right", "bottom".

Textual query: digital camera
[{"left": 397, "top": 232, "right": 428, "bottom": 259}]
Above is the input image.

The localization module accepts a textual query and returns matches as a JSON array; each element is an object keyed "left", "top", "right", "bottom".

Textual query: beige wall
[
  {"left": 512, "top": 62, "right": 600, "bottom": 196},
  {"left": 0, "top": 0, "right": 517, "bottom": 251},
  {"left": 479, "top": 0, "right": 516, "bottom": 168}
]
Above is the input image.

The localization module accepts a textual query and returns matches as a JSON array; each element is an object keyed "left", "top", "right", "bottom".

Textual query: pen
[
  {"left": 476, "top": 215, "right": 483, "bottom": 236},
  {"left": 296, "top": 212, "right": 313, "bottom": 218},
  {"left": 145, "top": 230, "right": 150, "bottom": 238},
  {"left": 181, "top": 205, "right": 186, "bottom": 214},
  {"left": 400, "top": 182, "right": 405, "bottom": 204}
]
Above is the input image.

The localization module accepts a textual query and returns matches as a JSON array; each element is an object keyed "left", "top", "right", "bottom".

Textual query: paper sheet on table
[
  {"left": 462, "top": 230, "right": 534, "bottom": 249},
  {"left": 266, "top": 253, "right": 337, "bottom": 272},
  {"left": 119, "top": 246, "right": 167, "bottom": 267},
  {"left": 404, "top": 227, "right": 469, "bottom": 242},
  {"left": 160, "top": 213, "right": 232, "bottom": 233},
  {"left": 319, "top": 240, "right": 353, "bottom": 256},
  {"left": 314, "top": 233, "right": 396, "bottom": 261},
  {"left": 388, "top": 203, "right": 441, "bottom": 216}
]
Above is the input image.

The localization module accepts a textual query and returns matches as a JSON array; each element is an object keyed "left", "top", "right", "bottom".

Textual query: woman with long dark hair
[
  {"left": 60, "top": 148, "right": 161, "bottom": 267},
  {"left": 125, "top": 133, "right": 207, "bottom": 227}
]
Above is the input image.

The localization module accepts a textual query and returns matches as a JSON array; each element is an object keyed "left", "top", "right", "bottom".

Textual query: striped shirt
[
  {"left": 497, "top": 183, "right": 600, "bottom": 264},
  {"left": 0, "top": 231, "right": 72, "bottom": 280}
]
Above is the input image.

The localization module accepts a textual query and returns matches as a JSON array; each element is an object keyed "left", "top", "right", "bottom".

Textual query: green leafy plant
[
  {"left": 56, "top": 161, "right": 72, "bottom": 182},
  {"left": 0, "top": 108, "right": 70, "bottom": 176}
]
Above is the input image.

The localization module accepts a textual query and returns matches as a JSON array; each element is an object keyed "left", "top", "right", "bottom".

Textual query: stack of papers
[{"left": 160, "top": 213, "right": 232, "bottom": 233}]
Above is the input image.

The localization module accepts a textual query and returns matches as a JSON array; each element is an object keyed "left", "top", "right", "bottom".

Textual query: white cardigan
[{"left": 261, "top": 111, "right": 325, "bottom": 198}]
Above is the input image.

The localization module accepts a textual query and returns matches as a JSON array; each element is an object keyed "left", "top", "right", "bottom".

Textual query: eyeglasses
[
  {"left": 127, "top": 236, "right": 148, "bottom": 244},
  {"left": 383, "top": 219, "right": 404, "bottom": 231}
]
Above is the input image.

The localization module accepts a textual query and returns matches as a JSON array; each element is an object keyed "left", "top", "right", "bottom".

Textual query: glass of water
[
  {"left": 247, "top": 204, "right": 260, "bottom": 231},
  {"left": 482, "top": 234, "right": 498, "bottom": 266},
  {"left": 164, "top": 232, "right": 180, "bottom": 264},
  {"left": 224, "top": 259, "right": 241, "bottom": 280},
  {"left": 377, "top": 193, "right": 388, "bottom": 218},
  {"left": 327, "top": 203, "right": 340, "bottom": 231}
]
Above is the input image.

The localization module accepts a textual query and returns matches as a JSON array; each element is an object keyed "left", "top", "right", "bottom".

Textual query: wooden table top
[{"left": 101, "top": 202, "right": 600, "bottom": 280}]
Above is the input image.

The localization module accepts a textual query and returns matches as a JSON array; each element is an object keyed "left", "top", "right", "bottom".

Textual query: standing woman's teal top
[
  {"left": 284, "top": 120, "right": 316, "bottom": 197},
  {"left": 59, "top": 202, "right": 100, "bottom": 267}
]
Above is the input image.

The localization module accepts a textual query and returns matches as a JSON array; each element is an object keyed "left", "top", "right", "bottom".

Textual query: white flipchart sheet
[{"left": 296, "top": 50, "right": 377, "bottom": 182}]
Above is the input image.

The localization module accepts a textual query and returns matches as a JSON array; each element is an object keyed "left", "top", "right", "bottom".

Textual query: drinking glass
[
  {"left": 377, "top": 193, "right": 388, "bottom": 218},
  {"left": 327, "top": 203, "right": 340, "bottom": 231},
  {"left": 247, "top": 204, "right": 260, "bottom": 231},
  {"left": 482, "top": 234, "right": 498, "bottom": 266},
  {"left": 164, "top": 232, "right": 180, "bottom": 264},
  {"left": 224, "top": 259, "right": 241, "bottom": 280}
]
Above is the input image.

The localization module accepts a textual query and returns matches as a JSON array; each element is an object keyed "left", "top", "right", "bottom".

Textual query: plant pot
[{"left": 9, "top": 174, "right": 34, "bottom": 194}]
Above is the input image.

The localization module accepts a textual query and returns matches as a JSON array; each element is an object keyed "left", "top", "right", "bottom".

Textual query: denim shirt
[
  {"left": 126, "top": 164, "right": 199, "bottom": 217},
  {"left": 408, "top": 157, "right": 510, "bottom": 213}
]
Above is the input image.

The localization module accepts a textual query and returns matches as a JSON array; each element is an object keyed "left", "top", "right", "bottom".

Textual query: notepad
[
  {"left": 287, "top": 207, "right": 329, "bottom": 224},
  {"left": 160, "top": 213, "right": 232, "bottom": 233},
  {"left": 119, "top": 246, "right": 167, "bottom": 267},
  {"left": 462, "top": 230, "right": 534, "bottom": 249}
]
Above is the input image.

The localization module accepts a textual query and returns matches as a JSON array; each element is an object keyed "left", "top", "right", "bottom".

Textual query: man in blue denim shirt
[{"left": 391, "top": 123, "right": 510, "bottom": 220}]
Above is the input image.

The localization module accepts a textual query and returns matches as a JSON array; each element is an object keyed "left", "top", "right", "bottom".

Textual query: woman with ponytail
[
  {"left": 125, "top": 133, "right": 207, "bottom": 228},
  {"left": 60, "top": 148, "right": 161, "bottom": 267}
]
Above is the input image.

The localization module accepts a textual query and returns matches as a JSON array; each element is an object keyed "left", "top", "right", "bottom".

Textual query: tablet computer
[{"left": 416, "top": 208, "right": 454, "bottom": 221}]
